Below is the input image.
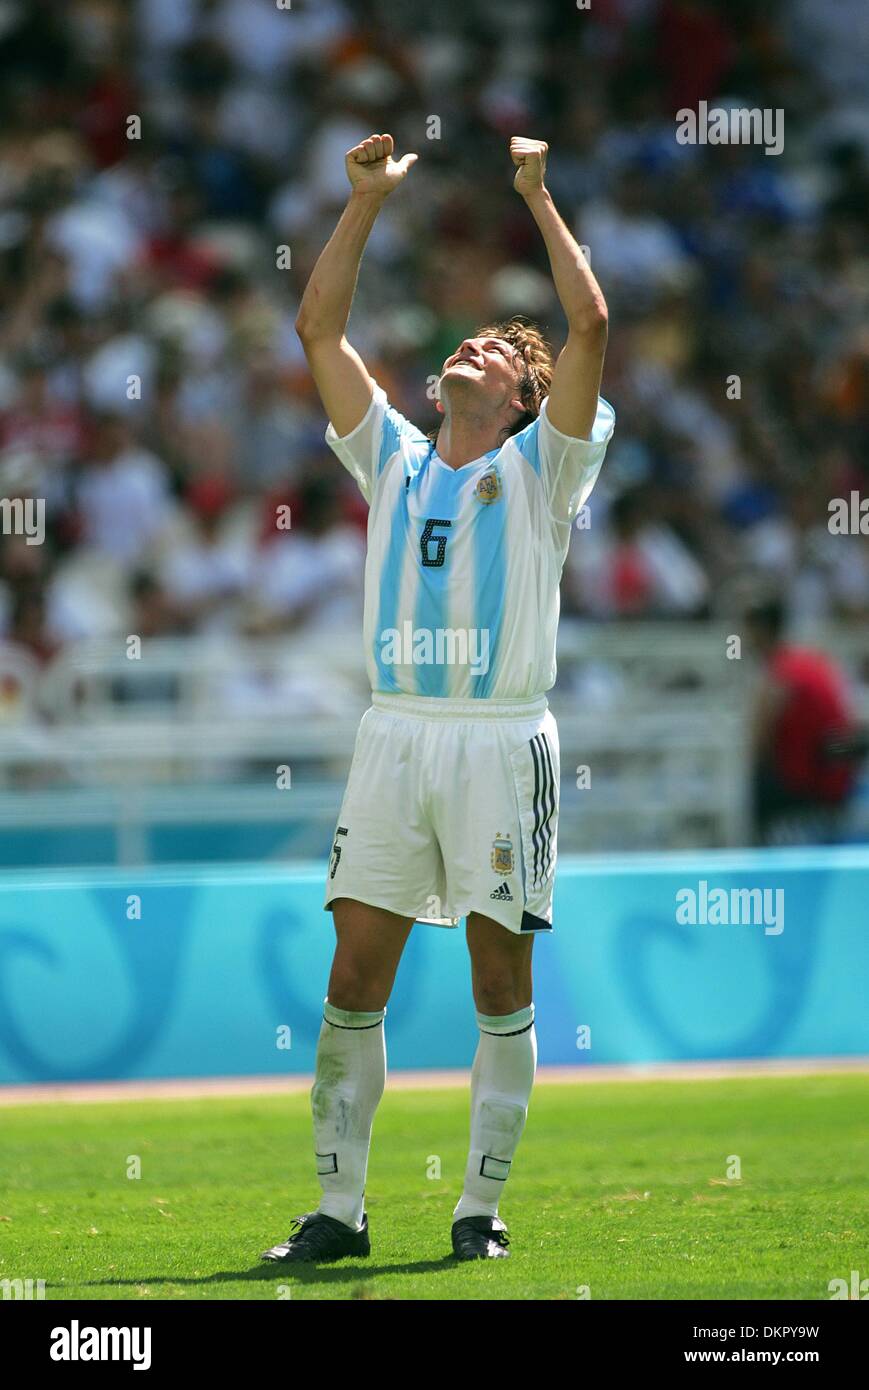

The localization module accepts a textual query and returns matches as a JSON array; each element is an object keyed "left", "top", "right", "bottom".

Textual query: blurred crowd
[{"left": 0, "top": 0, "right": 867, "bottom": 684}]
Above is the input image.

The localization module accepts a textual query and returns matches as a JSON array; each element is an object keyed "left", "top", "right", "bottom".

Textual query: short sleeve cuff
[
  {"left": 324, "top": 382, "right": 386, "bottom": 446},
  {"left": 539, "top": 394, "right": 615, "bottom": 448}
]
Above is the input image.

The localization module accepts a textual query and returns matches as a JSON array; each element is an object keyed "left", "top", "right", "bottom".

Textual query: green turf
[{"left": 1, "top": 1074, "right": 866, "bottom": 1300}]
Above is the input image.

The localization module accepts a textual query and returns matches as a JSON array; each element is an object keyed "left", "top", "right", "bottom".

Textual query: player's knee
[
  {"left": 472, "top": 971, "right": 526, "bottom": 1016},
  {"left": 327, "top": 959, "right": 390, "bottom": 1013}
]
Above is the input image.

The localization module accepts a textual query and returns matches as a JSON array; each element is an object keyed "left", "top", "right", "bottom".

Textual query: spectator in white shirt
[
  {"left": 76, "top": 413, "right": 173, "bottom": 567},
  {"left": 161, "top": 475, "right": 253, "bottom": 634}
]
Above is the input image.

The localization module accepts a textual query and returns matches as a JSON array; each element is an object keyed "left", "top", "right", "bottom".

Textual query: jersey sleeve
[
  {"left": 324, "top": 382, "right": 428, "bottom": 504},
  {"left": 515, "top": 394, "right": 615, "bottom": 523}
]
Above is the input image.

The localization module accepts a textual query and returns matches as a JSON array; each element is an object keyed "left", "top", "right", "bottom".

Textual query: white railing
[{"left": 0, "top": 621, "right": 865, "bottom": 856}]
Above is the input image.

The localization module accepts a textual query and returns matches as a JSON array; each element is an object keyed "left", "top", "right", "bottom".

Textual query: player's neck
[{"left": 435, "top": 411, "right": 503, "bottom": 470}]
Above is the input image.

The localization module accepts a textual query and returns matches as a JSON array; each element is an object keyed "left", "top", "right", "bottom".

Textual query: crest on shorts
[
  {"left": 491, "top": 831, "right": 514, "bottom": 875},
  {"left": 475, "top": 468, "right": 501, "bottom": 505}
]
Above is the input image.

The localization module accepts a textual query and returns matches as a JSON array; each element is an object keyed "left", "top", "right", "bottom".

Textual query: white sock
[
  {"left": 453, "top": 1004, "right": 537, "bottom": 1222},
  {"left": 311, "top": 999, "right": 386, "bottom": 1231}
]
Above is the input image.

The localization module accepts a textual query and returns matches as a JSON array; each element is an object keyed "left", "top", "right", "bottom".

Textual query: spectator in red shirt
[{"left": 745, "top": 595, "right": 859, "bottom": 843}]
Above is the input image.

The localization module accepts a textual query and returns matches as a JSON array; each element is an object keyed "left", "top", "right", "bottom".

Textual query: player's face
[{"left": 439, "top": 337, "right": 523, "bottom": 414}]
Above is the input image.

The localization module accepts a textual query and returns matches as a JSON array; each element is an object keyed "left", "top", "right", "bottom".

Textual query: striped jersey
[{"left": 325, "top": 383, "right": 615, "bottom": 700}]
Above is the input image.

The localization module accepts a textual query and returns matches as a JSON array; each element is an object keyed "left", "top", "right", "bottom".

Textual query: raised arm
[
  {"left": 295, "top": 134, "right": 417, "bottom": 438},
  {"left": 511, "top": 137, "right": 608, "bottom": 440}
]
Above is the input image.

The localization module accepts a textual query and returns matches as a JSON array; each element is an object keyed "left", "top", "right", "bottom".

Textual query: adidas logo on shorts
[{"left": 489, "top": 882, "right": 513, "bottom": 902}]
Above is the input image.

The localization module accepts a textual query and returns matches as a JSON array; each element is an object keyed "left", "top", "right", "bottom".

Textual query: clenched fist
[
  {"left": 345, "top": 133, "right": 418, "bottom": 197},
  {"left": 510, "top": 137, "right": 548, "bottom": 196}
]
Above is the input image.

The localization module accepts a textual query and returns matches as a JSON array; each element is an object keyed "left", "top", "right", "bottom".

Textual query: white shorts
[{"left": 324, "top": 692, "right": 560, "bottom": 935}]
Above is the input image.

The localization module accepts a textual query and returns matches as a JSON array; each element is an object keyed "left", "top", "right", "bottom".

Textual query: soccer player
[{"left": 262, "top": 133, "right": 614, "bottom": 1264}]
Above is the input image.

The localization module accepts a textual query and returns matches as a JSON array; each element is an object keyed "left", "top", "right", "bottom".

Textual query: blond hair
[{"left": 473, "top": 314, "right": 554, "bottom": 435}]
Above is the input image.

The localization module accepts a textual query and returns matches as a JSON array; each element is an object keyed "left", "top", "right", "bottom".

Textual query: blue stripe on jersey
[
  {"left": 472, "top": 457, "right": 507, "bottom": 697},
  {"left": 514, "top": 419, "right": 541, "bottom": 476},
  {"left": 413, "top": 457, "right": 461, "bottom": 697},
  {"left": 373, "top": 472, "right": 410, "bottom": 693},
  {"left": 378, "top": 406, "right": 410, "bottom": 479}
]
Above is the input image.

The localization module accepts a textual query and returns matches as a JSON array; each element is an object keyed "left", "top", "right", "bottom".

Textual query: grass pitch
[{"left": 1, "top": 1074, "right": 866, "bottom": 1301}]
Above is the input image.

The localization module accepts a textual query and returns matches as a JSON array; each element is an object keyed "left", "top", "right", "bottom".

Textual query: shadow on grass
[{"left": 80, "top": 1256, "right": 459, "bottom": 1293}]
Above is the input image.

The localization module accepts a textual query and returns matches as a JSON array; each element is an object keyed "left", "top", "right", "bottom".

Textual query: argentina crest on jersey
[{"left": 475, "top": 465, "right": 502, "bottom": 504}]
